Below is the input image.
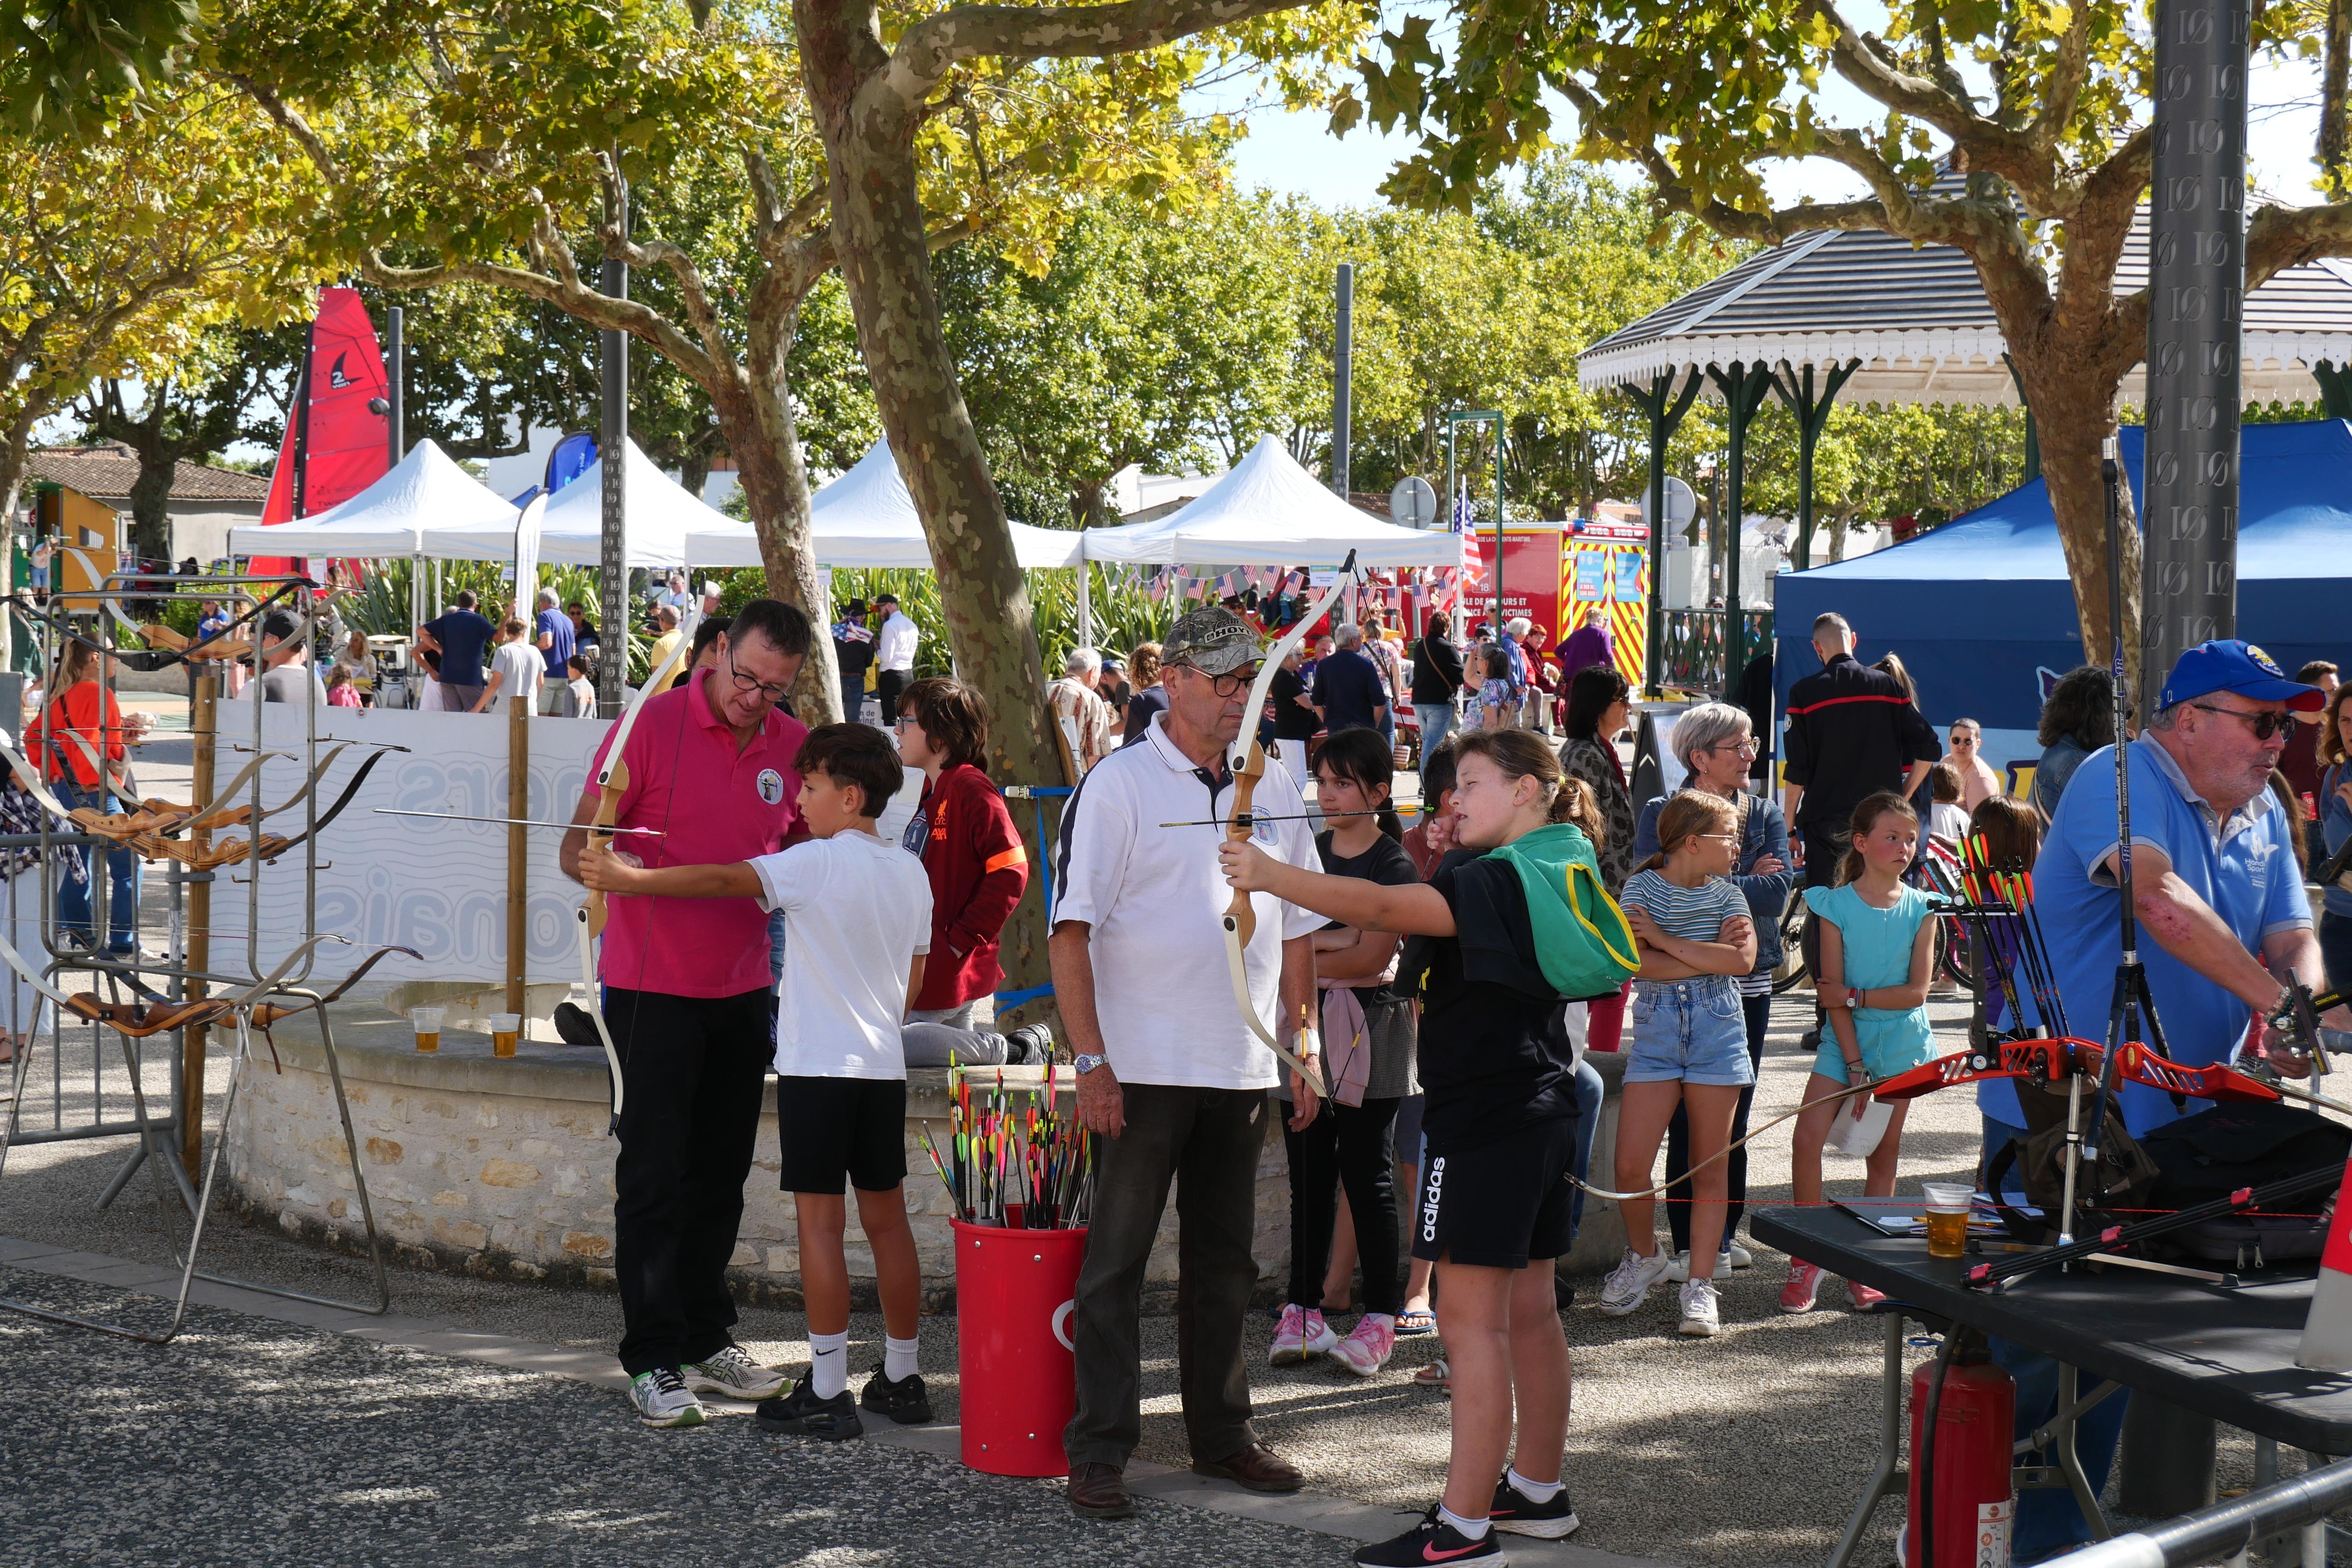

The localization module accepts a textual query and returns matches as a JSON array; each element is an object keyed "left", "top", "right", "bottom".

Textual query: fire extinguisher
[{"left": 1904, "top": 1333, "right": 2016, "bottom": 1568}]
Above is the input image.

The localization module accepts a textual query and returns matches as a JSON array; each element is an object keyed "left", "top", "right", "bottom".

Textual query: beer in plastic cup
[
  {"left": 490, "top": 1011, "right": 521, "bottom": 1058},
  {"left": 411, "top": 1006, "right": 443, "bottom": 1054},
  {"left": 1921, "top": 1182, "right": 1973, "bottom": 1259}
]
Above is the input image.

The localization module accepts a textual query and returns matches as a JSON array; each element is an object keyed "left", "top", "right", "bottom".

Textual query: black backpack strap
[{"left": 1984, "top": 1138, "right": 2046, "bottom": 1242}]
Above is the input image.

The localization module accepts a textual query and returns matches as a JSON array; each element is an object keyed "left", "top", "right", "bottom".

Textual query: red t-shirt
[
  {"left": 36, "top": 682, "right": 126, "bottom": 789},
  {"left": 906, "top": 762, "right": 1027, "bottom": 1011},
  {"left": 583, "top": 669, "right": 808, "bottom": 998}
]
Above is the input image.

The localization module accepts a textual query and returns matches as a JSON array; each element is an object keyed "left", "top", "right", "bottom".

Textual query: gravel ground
[{"left": 0, "top": 1272, "right": 1355, "bottom": 1568}]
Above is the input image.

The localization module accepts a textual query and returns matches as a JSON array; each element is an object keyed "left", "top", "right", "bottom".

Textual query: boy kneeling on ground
[{"left": 581, "top": 722, "right": 935, "bottom": 1439}]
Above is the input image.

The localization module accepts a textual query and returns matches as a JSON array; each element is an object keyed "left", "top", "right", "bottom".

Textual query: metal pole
[
  {"left": 598, "top": 164, "right": 630, "bottom": 718},
  {"left": 1493, "top": 425, "right": 1505, "bottom": 633},
  {"left": 1332, "top": 264, "right": 1353, "bottom": 502},
  {"left": 2141, "top": 0, "right": 2249, "bottom": 679},
  {"left": 507, "top": 696, "right": 528, "bottom": 1015},
  {"left": 386, "top": 306, "right": 404, "bottom": 466},
  {"left": 179, "top": 674, "right": 214, "bottom": 1182}
]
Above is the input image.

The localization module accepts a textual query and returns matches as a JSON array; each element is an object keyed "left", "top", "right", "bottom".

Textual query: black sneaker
[
  {"left": 860, "top": 1363, "right": 934, "bottom": 1424},
  {"left": 755, "top": 1372, "right": 864, "bottom": 1441},
  {"left": 1353, "top": 1507, "right": 1503, "bottom": 1565},
  {"left": 553, "top": 1001, "right": 603, "bottom": 1049},
  {"left": 1490, "top": 1474, "right": 1580, "bottom": 1539},
  {"left": 1004, "top": 1024, "right": 1054, "bottom": 1065}
]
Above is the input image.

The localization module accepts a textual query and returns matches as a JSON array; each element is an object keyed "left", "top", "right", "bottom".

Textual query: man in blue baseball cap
[{"left": 1986, "top": 638, "right": 2347, "bottom": 1559}]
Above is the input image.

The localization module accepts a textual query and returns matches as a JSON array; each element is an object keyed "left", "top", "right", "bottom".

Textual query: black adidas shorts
[{"left": 1411, "top": 1112, "right": 1579, "bottom": 1269}]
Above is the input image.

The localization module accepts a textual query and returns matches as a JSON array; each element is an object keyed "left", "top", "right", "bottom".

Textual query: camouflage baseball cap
[{"left": 1161, "top": 607, "right": 1263, "bottom": 677}]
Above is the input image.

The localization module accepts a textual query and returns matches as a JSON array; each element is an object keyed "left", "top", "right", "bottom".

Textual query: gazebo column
[
  {"left": 2315, "top": 360, "right": 2352, "bottom": 420},
  {"left": 1706, "top": 360, "right": 1772, "bottom": 696},
  {"left": 1626, "top": 368, "right": 1701, "bottom": 691},
  {"left": 1770, "top": 359, "right": 1861, "bottom": 573}
]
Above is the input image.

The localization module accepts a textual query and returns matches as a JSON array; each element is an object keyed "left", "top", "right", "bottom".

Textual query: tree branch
[
  {"left": 2246, "top": 198, "right": 2352, "bottom": 290},
  {"left": 362, "top": 250, "right": 720, "bottom": 389},
  {"left": 886, "top": 0, "right": 1303, "bottom": 108},
  {"left": 224, "top": 73, "right": 348, "bottom": 189}
]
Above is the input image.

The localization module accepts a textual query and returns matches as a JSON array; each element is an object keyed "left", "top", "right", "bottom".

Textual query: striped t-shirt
[{"left": 1619, "top": 869, "right": 1750, "bottom": 948}]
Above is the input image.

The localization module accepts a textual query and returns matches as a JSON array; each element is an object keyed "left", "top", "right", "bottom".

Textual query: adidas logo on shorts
[{"left": 1421, "top": 1156, "right": 1445, "bottom": 1243}]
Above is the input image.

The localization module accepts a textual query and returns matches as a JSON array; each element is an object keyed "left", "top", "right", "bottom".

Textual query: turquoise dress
[{"left": 1804, "top": 882, "right": 1937, "bottom": 1082}]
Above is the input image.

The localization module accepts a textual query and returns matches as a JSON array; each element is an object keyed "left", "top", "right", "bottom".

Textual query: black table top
[{"left": 1750, "top": 1204, "right": 2352, "bottom": 1455}]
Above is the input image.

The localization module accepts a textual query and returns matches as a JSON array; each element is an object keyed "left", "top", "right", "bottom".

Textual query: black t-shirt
[
  {"left": 1312, "top": 648, "right": 1386, "bottom": 733},
  {"left": 1122, "top": 685, "right": 1169, "bottom": 747},
  {"left": 424, "top": 610, "right": 494, "bottom": 685},
  {"left": 1410, "top": 635, "right": 1464, "bottom": 705},
  {"left": 1269, "top": 666, "right": 1318, "bottom": 740},
  {"left": 1315, "top": 831, "right": 1419, "bottom": 1007},
  {"left": 1414, "top": 851, "right": 1578, "bottom": 1153}
]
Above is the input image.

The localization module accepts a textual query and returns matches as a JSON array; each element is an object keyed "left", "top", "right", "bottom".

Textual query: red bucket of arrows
[{"left": 955, "top": 1219, "right": 1088, "bottom": 1477}]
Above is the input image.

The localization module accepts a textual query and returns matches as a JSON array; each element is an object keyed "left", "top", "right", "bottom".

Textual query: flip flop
[
  {"left": 1411, "top": 1357, "right": 1449, "bottom": 1390},
  {"left": 1394, "top": 1308, "right": 1436, "bottom": 1337}
]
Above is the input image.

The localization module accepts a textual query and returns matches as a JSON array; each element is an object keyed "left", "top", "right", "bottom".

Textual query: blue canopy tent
[{"left": 1773, "top": 419, "right": 2352, "bottom": 785}]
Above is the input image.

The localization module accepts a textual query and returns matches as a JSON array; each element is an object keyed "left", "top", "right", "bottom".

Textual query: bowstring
[{"left": 616, "top": 662, "right": 700, "bottom": 1115}]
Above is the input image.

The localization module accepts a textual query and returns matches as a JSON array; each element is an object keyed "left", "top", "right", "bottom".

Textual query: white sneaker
[
  {"left": 1678, "top": 1278, "right": 1722, "bottom": 1337},
  {"left": 1727, "top": 1241, "right": 1754, "bottom": 1269},
  {"left": 1668, "top": 1243, "right": 1749, "bottom": 1282},
  {"left": 1662, "top": 1249, "right": 1692, "bottom": 1283},
  {"left": 628, "top": 1367, "right": 706, "bottom": 1427},
  {"left": 683, "top": 1344, "right": 787, "bottom": 1400},
  {"left": 1597, "top": 1248, "right": 1673, "bottom": 1316}
]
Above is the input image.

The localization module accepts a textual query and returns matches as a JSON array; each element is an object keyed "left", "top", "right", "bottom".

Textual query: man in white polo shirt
[{"left": 1052, "top": 606, "right": 1325, "bottom": 1519}]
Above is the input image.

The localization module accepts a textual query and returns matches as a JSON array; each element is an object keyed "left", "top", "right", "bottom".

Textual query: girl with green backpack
[{"left": 1219, "top": 727, "right": 1636, "bottom": 1568}]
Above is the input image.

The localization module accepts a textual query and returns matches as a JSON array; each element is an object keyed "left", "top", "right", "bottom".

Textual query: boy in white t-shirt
[{"left": 577, "top": 723, "right": 934, "bottom": 1441}]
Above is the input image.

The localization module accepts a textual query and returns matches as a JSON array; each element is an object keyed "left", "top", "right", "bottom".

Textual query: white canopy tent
[
  {"left": 1081, "top": 436, "right": 1463, "bottom": 568},
  {"left": 420, "top": 439, "right": 708, "bottom": 568},
  {"left": 682, "top": 439, "right": 1086, "bottom": 569},
  {"left": 227, "top": 439, "right": 514, "bottom": 556}
]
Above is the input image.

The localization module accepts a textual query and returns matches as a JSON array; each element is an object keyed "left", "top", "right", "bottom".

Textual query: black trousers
[
  {"left": 1065, "top": 1084, "right": 1266, "bottom": 1470},
  {"left": 607, "top": 985, "right": 772, "bottom": 1377},
  {"left": 876, "top": 668, "right": 909, "bottom": 720},
  {"left": 1282, "top": 1096, "right": 1402, "bottom": 1314},
  {"left": 1665, "top": 993, "right": 1773, "bottom": 1254}
]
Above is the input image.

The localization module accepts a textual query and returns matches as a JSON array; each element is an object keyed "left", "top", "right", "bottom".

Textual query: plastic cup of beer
[
  {"left": 490, "top": 1011, "right": 522, "bottom": 1058},
  {"left": 410, "top": 1006, "right": 443, "bottom": 1054},
  {"left": 1921, "top": 1182, "right": 1974, "bottom": 1259}
]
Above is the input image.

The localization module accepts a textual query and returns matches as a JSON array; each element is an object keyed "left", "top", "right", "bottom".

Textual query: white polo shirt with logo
[{"left": 1054, "top": 711, "right": 1325, "bottom": 1090}]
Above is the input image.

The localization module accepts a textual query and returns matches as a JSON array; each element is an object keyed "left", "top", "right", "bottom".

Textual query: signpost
[{"left": 1446, "top": 412, "right": 1504, "bottom": 629}]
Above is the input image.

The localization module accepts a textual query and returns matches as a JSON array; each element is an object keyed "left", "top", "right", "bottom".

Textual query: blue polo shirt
[
  {"left": 1980, "top": 736, "right": 2312, "bottom": 1132},
  {"left": 536, "top": 606, "right": 575, "bottom": 681}
]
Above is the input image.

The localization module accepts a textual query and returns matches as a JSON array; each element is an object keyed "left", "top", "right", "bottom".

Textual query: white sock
[
  {"left": 810, "top": 1331, "right": 848, "bottom": 1399},
  {"left": 1438, "top": 1504, "right": 1491, "bottom": 1540},
  {"left": 885, "top": 1334, "right": 921, "bottom": 1382},
  {"left": 1365, "top": 1312, "right": 1396, "bottom": 1331},
  {"left": 1508, "top": 1468, "right": 1563, "bottom": 1503}
]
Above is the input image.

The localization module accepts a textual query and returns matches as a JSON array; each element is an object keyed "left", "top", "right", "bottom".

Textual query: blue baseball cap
[{"left": 2157, "top": 639, "right": 2327, "bottom": 713}]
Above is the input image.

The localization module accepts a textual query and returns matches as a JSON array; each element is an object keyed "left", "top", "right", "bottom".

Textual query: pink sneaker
[
  {"left": 1847, "top": 1279, "right": 1887, "bottom": 1311},
  {"left": 1270, "top": 1304, "right": 1338, "bottom": 1365},
  {"left": 1779, "top": 1260, "right": 1825, "bottom": 1314},
  {"left": 1331, "top": 1313, "right": 1397, "bottom": 1376}
]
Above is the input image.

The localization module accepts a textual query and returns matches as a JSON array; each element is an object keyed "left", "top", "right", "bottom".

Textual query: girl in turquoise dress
[{"left": 1783, "top": 792, "right": 1940, "bottom": 1313}]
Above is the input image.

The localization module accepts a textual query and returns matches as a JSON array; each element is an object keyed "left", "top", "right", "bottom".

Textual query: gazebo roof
[{"left": 1579, "top": 207, "right": 2352, "bottom": 408}]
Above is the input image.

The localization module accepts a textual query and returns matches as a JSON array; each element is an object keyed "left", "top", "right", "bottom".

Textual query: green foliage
[{"left": 0, "top": 0, "right": 201, "bottom": 137}]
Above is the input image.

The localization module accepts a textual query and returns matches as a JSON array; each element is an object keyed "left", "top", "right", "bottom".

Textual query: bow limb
[
  {"left": 1220, "top": 914, "right": 1326, "bottom": 1096},
  {"left": 0, "top": 925, "right": 78, "bottom": 1011}
]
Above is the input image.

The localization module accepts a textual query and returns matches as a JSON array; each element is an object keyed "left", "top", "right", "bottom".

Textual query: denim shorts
[{"left": 1625, "top": 976, "right": 1755, "bottom": 1087}]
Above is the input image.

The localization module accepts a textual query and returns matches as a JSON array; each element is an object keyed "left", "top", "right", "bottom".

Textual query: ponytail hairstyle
[
  {"left": 1313, "top": 726, "right": 1403, "bottom": 840},
  {"left": 1968, "top": 794, "right": 2041, "bottom": 869},
  {"left": 1838, "top": 791, "right": 1921, "bottom": 886},
  {"left": 1449, "top": 728, "right": 1596, "bottom": 834},
  {"left": 1637, "top": 789, "right": 1739, "bottom": 874}
]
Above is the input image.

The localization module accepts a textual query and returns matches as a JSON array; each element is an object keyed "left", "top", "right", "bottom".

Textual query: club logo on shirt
[
  {"left": 756, "top": 767, "right": 786, "bottom": 805},
  {"left": 1253, "top": 814, "right": 1279, "bottom": 845}
]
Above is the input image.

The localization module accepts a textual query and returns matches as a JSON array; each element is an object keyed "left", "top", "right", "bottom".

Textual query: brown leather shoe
[
  {"left": 1067, "top": 1461, "right": 1137, "bottom": 1519},
  {"left": 1191, "top": 1442, "right": 1303, "bottom": 1493}
]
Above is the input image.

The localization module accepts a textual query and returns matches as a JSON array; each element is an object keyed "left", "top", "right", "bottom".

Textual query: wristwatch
[{"left": 1073, "top": 1053, "right": 1109, "bottom": 1075}]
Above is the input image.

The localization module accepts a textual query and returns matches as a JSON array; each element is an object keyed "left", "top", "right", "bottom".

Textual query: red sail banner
[{"left": 250, "top": 286, "right": 388, "bottom": 578}]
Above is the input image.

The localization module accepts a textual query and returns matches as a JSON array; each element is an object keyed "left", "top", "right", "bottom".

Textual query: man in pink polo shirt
[{"left": 559, "top": 597, "right": 814, "bottom": 1427}]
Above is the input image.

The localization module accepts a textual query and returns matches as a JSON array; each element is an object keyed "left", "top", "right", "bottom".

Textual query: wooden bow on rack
[
  {"left": 1220, "top": 551, "right": 1358, "bottom": 1099},
  {"left": 576, "top": 608, "right": 701, "bottom": 1135}
]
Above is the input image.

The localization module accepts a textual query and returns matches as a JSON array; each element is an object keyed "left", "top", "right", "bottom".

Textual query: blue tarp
[{"left": 1773, "top": 418, "right": 2352, "bottom": 776}]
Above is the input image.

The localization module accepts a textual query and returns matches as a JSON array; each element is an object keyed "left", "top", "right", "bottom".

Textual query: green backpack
[{"left": 1483, "top": 822, "right": 1640, "bottom": 997}]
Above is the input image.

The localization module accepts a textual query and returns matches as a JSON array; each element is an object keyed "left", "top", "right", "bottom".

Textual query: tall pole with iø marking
[
  {"left": 2141, "top": 0, "right": 2250, "bottom": 681},
  {"left": 598, "top": 164, "right": 630, "bottom": 717}
]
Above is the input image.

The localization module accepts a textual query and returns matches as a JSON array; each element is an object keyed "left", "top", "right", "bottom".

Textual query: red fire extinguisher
[{"left": 1904, "top": 1340, "right": 2015, "bottom": 1568}]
